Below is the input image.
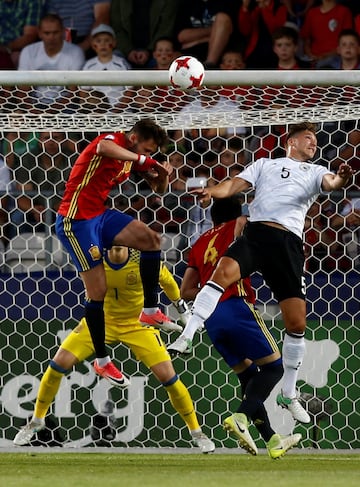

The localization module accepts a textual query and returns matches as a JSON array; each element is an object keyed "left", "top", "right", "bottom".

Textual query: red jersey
[
  {"left": 187, "top": 219, "right": 256, "bottom": 304},
  {"left": 58, "top": 132, "right": 146, "bottom": 220},
  {"left": 301, "top": 5, "right": 353, "bottom": 57}
]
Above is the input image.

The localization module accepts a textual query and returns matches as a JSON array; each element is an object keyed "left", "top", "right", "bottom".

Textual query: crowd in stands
[{"left": 0, "top": 0, "right": 359, "bottom": 273}]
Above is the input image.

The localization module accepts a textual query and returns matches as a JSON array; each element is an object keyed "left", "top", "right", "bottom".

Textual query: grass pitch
[{"left": 0, "top": 452, "right": 359, "bottom": 487}]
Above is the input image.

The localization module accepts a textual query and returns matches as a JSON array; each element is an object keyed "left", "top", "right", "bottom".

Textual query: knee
[{"left": 214, "top": 12, "right": 233, "bottom": 32}]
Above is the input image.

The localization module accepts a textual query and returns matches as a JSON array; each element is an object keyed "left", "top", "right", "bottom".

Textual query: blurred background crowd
[{"left": 0, "top": 0, "right": 359, "bottom": 275}]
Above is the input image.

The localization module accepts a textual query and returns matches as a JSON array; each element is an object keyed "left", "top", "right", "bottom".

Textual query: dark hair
[
  {"left": 211, "top": 195, "right": 242, "bottom": 226},
  {"left": 286, "top": 122, "right": 317, "bottom": 143},
  {"left": 272, "top": 26, "right": 299, "bottom": 45},
  {"left": 338, "top": 29, "right": 360, "bottom": 45},
  {"left": 39, "top": 13, "right": 64, "bottom": 28},
  {"left": 131, "top": 118, "right": 168, "bottom": 149}
]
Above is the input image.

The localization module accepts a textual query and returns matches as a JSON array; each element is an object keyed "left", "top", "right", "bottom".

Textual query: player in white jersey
[{"left": 169, "top": 121, "right": 354, "bottom": 424}]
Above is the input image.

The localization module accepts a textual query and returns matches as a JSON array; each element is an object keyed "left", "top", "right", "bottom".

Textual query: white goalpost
[{"left": 0, "top": 70, "right": 358, "bottom": 450}]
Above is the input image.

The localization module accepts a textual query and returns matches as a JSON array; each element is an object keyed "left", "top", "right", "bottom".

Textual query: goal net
[{"left": 0, "top": 70, "right": 358, "bottom": 450}]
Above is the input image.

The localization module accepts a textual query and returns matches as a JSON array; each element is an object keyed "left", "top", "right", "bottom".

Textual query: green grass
[{"left": 0, "top": 453, "right": 359, "bottom": 487}]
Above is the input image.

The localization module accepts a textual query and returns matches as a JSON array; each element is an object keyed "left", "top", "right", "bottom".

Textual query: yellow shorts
[{"left": 61, "top": 318, "right": 171, "bottom": 369}]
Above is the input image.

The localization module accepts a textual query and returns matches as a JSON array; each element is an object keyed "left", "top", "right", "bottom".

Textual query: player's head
[
  {"left": 285, "top": 122, "right": 317, "bottom": 160},
  {"left": 211, "top": 195, "right": 243, "bottom": 226},
  {"left": 128, "top": 118, "right": 168, "bottom": 153}
]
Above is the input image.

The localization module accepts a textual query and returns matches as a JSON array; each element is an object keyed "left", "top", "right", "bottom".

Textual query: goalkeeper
[{"left": 13, "top": 246, "right": 215, "bottom": 453}]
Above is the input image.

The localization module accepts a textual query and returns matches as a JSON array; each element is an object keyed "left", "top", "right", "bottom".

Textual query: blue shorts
[
  {"left": 55, "top": 209, "right": 133, "bottom": 272},
  {"left": 205, "top": 297, "right": 279, "bottom": 368}
]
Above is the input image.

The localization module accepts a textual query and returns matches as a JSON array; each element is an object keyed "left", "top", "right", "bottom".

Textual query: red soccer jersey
[
  {"left": 58, "top": 132, "right": 146, "bottom": 219},
  {"left": 187, "top": 219, "right": 256, "bottom": 304},
  {"left": 300, "top": 4, "right": 353, "bottom": 57}
]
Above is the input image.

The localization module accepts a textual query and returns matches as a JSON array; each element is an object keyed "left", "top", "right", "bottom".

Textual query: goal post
[{"left": 0, "top": 70, "right": 358, "bottom": 449}]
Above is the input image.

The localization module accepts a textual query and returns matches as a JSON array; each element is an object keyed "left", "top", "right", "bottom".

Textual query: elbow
[{"left": 96, "top": 139, "right": 108, "bottom": 156}]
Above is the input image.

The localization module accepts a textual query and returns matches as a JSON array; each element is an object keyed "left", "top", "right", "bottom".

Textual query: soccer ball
[{"left": 168, "top": 56, "right": 205, "bottom": 90}]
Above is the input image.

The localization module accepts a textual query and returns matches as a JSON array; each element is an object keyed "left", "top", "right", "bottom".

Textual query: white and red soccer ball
[{"left": 168, "top": 56, "right": 205, "bottom": 90}]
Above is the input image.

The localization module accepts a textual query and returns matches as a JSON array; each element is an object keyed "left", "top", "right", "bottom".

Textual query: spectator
[
  {"left": 0, "top": 0, "right": 42, "bottom": 68},
  {"left": 17, "top": 14, "right": 85, "bottom": 111},
  {"left": 10, "top": 132, "right": 76, "bottom": 235},
  {"left": 303, "top": 200, "right": 341, "bottom": 272},
  {"left": 272, "top": 25, "right": 311, "bottom": 69},
  {"left": 238, "top": 0, "right": 288, "bottom": 69},
  {"left": 331, "top": 198, "right": 360, "bottom": 270},
  {"left": 322, "top": 28, "right": 360, "bottom": 69},
  {"left": 152, "top": 37, "right": 179, "bottom": 70},
  {"left": 175, "top": 0, "right": 237, "bottom": 68},
  {"left": 300, "top": 0, "right": 353, "bottom": 68},
  {"left": 330, "top": 123, "right": 360, "bottom": 191},
  {"left": 219, "top": 49, "right": 246, "bottom": 70},
  {"left": 110, "top": 0, "right": 180, "bottom": 68},
  {"left": 44, "top": 0, "right": 110, "bottom": 58},
  {"left": 282, "top": 0, "right": 315, "bottom": 28},
  {"left": 80, "top": 24, "right": 131, "bottom": 110}
]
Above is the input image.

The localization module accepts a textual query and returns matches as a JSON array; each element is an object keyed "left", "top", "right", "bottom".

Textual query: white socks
[
  {"left": 181, "top": 282, "right": 224, "bottom": 340},
  {"left": 282, "top": 333, "right": 306, "bottom": 399}
]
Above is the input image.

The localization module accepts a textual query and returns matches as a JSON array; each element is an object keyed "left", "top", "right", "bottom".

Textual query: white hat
[{"left": 91, "top": 24, "right": 115, "bottom": 38}]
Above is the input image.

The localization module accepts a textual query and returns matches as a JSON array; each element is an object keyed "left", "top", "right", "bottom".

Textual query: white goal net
[{"left": 0, "top": 70, "right": 358, "bottom": 450}]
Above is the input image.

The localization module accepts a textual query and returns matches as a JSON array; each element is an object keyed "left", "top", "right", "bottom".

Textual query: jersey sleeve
[
  {"left": 236, "top": 158, "right": 265, "bottom": 187},
  {"left": 317, "top": 166, "right": 334, "bottom": 195},
  {"left": 159, "top": 263, "right": 181, "bottom": 302}
]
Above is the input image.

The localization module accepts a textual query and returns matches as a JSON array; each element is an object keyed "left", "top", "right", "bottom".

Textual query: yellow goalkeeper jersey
[{"left": 103, "top": 248, "right": 180, "bottom": 327}]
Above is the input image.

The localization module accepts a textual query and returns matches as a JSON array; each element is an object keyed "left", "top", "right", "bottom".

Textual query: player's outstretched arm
[
  {"left": 191, "top": 177, "right": 251, "bottom": 205},
  {"left": 322, "top": 163, "right": 354, "bottom": 191}
]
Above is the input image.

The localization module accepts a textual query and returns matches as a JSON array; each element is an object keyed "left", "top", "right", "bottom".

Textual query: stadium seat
[{"left": 4, "top": 232, "right": 68, "bottom": 273}]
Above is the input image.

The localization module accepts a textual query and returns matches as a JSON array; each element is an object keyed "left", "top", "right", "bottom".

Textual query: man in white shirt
[
  {"left": 169, "top": 121, "right": 354, "bottom": 427},
  {"left": 18, "top": 13, "right": 85, "bottom": 108}
]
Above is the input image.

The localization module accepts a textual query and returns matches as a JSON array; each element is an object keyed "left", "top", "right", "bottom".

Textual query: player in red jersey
[
  {"left": 169, "top": 196, "right": 301, "bottom": 458},
  {"left": 56, "top": 118, "right": 179, "bottom": 387}
]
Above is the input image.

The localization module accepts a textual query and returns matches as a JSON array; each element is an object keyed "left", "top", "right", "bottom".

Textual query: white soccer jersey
[
  {"left": 237, "top": 157, "right": 332, "bottom": 238},
  {"left": 82, "top": 55, "right": 131, "bottom": 106}
]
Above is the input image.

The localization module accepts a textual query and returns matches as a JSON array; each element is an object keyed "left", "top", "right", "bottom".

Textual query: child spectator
[
  {"left": 300, "top": 0, "right": 353, "bottom": 68},
  {"left": 238, "top": 0, "right": 288, "bottom": 69},
  {"left": 272, "top": 25, "right": 310, "bottom": 69},
  {"left": 323, "top": 28, "right": 360, "bottom": 69},
  {"left": 152, "top": 37, "right": 179, "bottom": 70},
  {"left": 80, "top": 24, "right": 131, "bottom": 109}
]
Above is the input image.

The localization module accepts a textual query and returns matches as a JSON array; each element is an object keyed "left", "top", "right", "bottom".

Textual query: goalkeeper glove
[{"left": 174, "top": 299, "right": 204, "bottom": 331}]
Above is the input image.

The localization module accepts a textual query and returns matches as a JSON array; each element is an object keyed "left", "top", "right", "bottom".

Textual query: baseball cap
[{"left": 91, "top": 24, "right": 115, "bottom": 38}]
